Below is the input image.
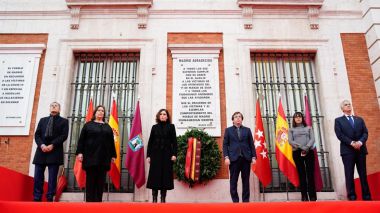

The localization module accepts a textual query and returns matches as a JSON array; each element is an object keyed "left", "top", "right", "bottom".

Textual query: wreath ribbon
[{"left": 185, "top": 137, "right": 202, "bottom": 181}]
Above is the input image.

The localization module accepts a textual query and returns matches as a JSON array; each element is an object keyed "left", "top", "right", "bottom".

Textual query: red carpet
[
  {"left": 355, "top": 172, "right": 380, "bottom": 200},
  {"left": 0, "top": 166, "right": 47, "bottom": 201},
  {"left": 1, "top": 166, "right": 380, "bottom": 213},
  {"left": 1, "top": 201, "right": 380, "bottom": 213}
]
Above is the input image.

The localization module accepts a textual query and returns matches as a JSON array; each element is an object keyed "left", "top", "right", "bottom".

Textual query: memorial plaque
[
  {"left": 0, "top": 55, "right": 35, "bottom": 127},
  {"left": 0, "top": 44, "right": 44, "bottom": 136},
  {"left": 172, "top": 55, "right": 221, "bottom": 136}
]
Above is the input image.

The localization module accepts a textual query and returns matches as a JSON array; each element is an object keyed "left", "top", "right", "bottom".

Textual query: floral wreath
[{"left": 174, "top": 128, "right": 221, "bottom": 187}]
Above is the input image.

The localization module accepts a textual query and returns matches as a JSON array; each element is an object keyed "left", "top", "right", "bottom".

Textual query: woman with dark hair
[
  {"left": 289, "top": 112, "right": 317, "bottom": 201},
  {"left": 146, "top": 109, "right": 178, "bottom": 203},
  {"left": 76, "top": 105, "right": 116, "bottom": 202}
]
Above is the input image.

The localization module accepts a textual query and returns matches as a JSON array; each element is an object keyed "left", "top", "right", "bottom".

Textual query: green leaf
[{"left": 173, "top": 128, "right": 221, "bottom": 187}]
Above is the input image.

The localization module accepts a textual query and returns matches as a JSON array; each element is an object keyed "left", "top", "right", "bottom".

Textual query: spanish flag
[
  {"left": 275, "top": 98, "right": 299, "bottom": 187},
  {"left": 73, "top": 98, "right": 93, "bottom": 189},
  {"left": 108, "top": 99, "right": 121, "bottom": 189}
]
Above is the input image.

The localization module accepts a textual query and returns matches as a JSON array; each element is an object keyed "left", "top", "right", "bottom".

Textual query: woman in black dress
[
  {"left": 76, "top": 105, "right": 116, "bottom": 202},
  {"left": 146, "top": 109, "right": 178, "bottom": 203}
]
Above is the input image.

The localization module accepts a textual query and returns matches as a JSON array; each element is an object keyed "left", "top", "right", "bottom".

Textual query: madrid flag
[
  {"left": 252, "top": 99, "right": 272, "bottom": 187},
  {"left": 275, "top": 98, "right": 299, "bottom": 187},
  {"left": 108, "top": 99, "right": 121, "bottom": 189},
  {"left": 304, "top": 94, "right": 323, "bottom": 191},
  {"left": 125, "top": 101, "right": 146, "bottom": 188}
]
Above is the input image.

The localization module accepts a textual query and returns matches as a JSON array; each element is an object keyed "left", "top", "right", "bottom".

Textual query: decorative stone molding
[
  {"left": 308, "top": 6, "right": 320, "bottom": 29},
  {"left": 168, "top": 44, "right": 223, "bottom": 55},
  {"left": 241, "top": 6, "right": 253, "bottom": 29},
  {"left": 69, "top": 6, "right": 81, "bottom": 29},
  {"left": 65, "top": 0, "right": 153, "bottom": 29},
  {"left": 237, "top": 0, "right": 324, "bottom": 30},
  {"left": 237, "top": 0, "right": 324, "bottom": 7},
  {"left": 137, "top": 6, "right": 149, "bottom": 29}
]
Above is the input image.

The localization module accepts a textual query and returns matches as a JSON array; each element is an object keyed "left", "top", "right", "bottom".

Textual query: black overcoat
[
  {"left": 75, "top": 121, "right": 117, "bottom": 171},
  {"left": 146, "top": 122, "right": 178, "bottom": 190},
  {"left": 33, "top": 115, "right": 69, "bottom": 165}
]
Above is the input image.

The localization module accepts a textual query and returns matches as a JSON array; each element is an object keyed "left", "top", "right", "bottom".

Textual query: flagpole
[
  {"left": 260, "top": 94, "right": 265, "bottom": 203},
  {"left": 262, "top": 185, "right": 266, "bottom": 201},
  {"left": 108, "top": 92, "right": 113, "bottom": 202},
  {"left": 107, "top": 175, "right": 110, "bottom": 202},
  {"left": 278, "top": 93, "right": 290, "bottom": 201},
  {"left": 132, "top": 187, "right": 136, "bottom": 202},
  {"left": 132, "top": 95, "right": 140, "bottom": 203},
  {"left": 286, "top": 181, "right": 289, "bottom": 201}
]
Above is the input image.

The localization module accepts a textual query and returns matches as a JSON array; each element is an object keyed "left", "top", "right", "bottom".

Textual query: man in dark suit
[
  {"left": 334, "top": 100, "right": 371, "bottom": 201},
  {"left": 223, "top": 112, "right": 256, "bottom": 202},
  {"left": 32, "top": 102, "right": 69, "bottom": 201}
]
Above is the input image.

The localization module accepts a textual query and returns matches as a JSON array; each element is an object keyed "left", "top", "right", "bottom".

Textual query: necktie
[
  {"left": 348, "top": 116, "right": 354, "bottom": 128},
  {"left": 237, "top": 127, "right": 241, "bottom": 140}
]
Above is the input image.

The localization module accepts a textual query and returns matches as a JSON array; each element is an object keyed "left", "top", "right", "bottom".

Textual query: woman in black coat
[
  {"left": 76, "top": 105, "right": 116, "bottom": 202},
  {"left": 146, "top": 109, "right": 178, "bottom": 203}
]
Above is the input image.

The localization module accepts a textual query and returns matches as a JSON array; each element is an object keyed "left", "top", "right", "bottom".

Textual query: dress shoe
[
  {"left": 309, "top": 197, "right": 317, "bottom": 201},
  {"left": 348, "top": 196, "right": 357, "bottom": 201},
  {"left": 363, "top": 195, "right": 372, "bottom": 201},
  {"left": 301, "top": 195, "right": 309, "bottom": 201}
]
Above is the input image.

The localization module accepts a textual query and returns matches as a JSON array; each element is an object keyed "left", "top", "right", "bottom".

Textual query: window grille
[
  {"left": 251, "top": 53, "right": 333, "bottom": 193},
  {"left": 65, "top": 52, "right": 140, "bottom": 193}
]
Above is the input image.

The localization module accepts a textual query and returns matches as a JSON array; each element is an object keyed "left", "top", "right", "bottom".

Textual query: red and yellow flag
[
  {"left": 74, "top": 98, "right": 93, "bottom": 189},
  {"left": 275, "top": 98, "right": 299, "bottom": 187},
  {"left": 108, "top": 99, "right": 120, "bottom": 189},
  {"left": 185, "top": 137, "right": 201, "bottom": 182}
]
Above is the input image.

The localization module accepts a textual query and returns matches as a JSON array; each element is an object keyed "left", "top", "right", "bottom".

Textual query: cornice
[
  {"left": 0, "top": 9, "right": 361, "bottom": 21},
  {"left": 237, "top": 0, "right": 323, "bottom": 7},
  {"left": 0, "top": 44, "right": 46, "bottom": 54},
  {"left": 65, "top": 0, "right": 153, "bottom": 29},
  {"left": 66, "top": 0, "right": 153, "bottom": 7},
  {"left": 237, "top": 0, "right": 324, "bottom": 30}
]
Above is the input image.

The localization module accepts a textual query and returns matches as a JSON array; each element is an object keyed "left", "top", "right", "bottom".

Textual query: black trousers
[
  {"left": 85, "top": 166, "right": 107, "bottom": 202},
  {"left": 342, "top": 152, "right": 371, "bottom": 200},
  {"left": 33, "top": 164, "right": 59, "bottom": 201},
  {"left": 293, "top": 150, "right": 317, "bottom": 201},
  {"left": 229, "top": 157, "right": 251, "bottom": 203}
]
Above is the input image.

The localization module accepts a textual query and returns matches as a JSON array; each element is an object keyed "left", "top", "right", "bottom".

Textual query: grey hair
[{"left": 340, "top": 100, "right": 351, "bottom": 110}]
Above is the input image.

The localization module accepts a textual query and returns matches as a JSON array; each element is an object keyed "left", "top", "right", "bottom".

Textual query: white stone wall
[
  {"left": 0, "top": 0, "right": 373, "bottom": 202},
  {"left": 362, "top": 0, "right": 380, "bottom": 105}
]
